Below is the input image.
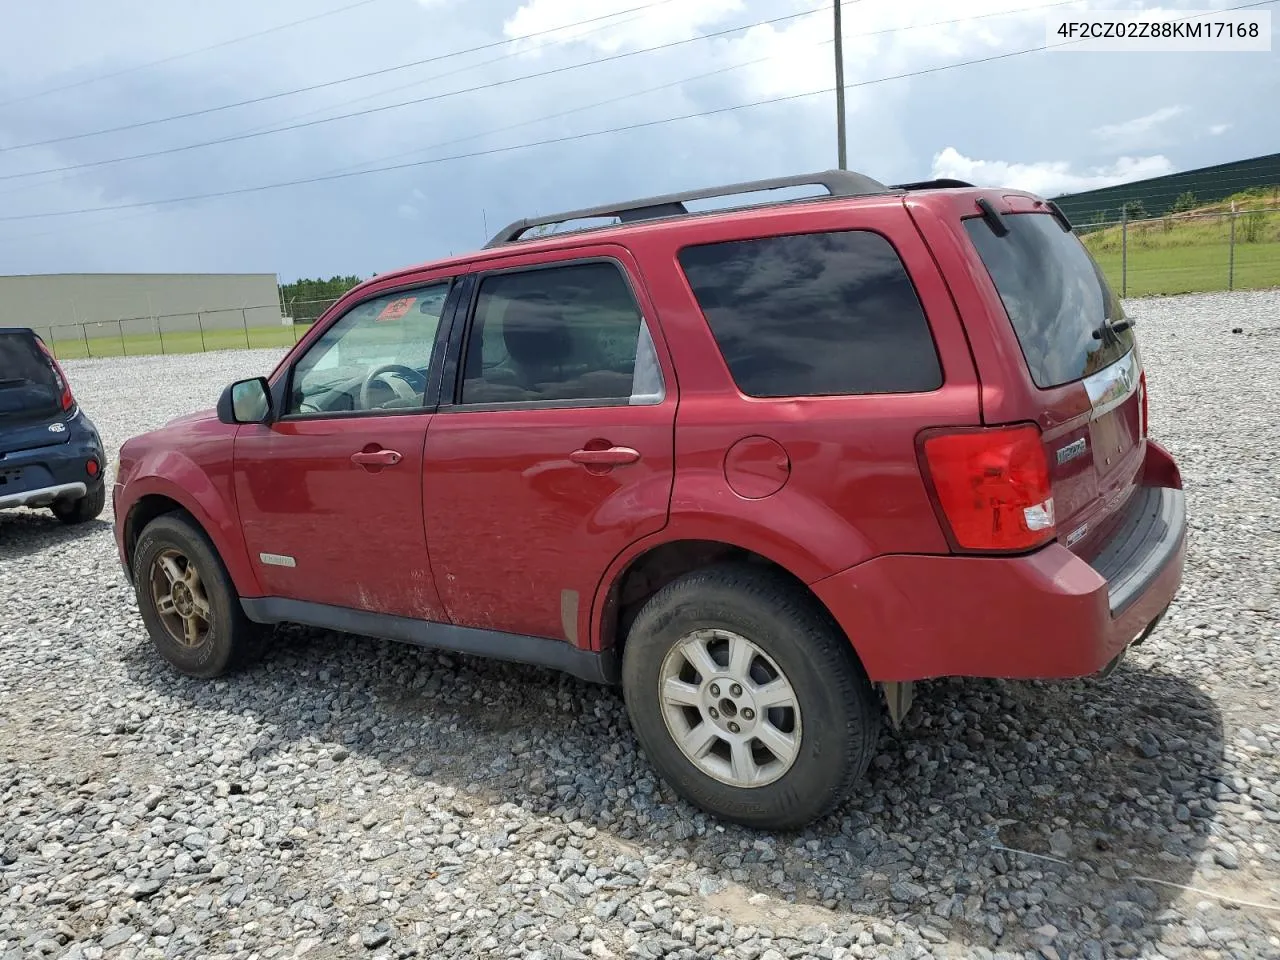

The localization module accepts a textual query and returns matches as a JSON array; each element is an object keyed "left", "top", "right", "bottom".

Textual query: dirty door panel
[{"left": 424, "top": 250, "right": 676, "bottom": 643}]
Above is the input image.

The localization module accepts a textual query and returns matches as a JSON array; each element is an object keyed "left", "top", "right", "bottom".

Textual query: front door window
[{"left": 288, "top": 283, "right": 451, "bottom": 415}]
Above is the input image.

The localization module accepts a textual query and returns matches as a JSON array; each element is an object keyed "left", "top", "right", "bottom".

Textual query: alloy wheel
[{"left": 658, "top": 628, "right": 802, "bottom": 788}]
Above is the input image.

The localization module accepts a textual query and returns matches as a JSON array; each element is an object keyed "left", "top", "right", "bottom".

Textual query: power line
[
  {"left": 227, "top": 7, "right": 663, "bottom": 138},
  {"left": 0, "top": 0, "right": 685, "bottom": 152},
  {"left": 0, "top": 0, "right": 391, "bottom": 110},
  {"left": 323, "top": 0, "right": 1079, "bottom": 180},
  {"left": 0, "top": 48, "right": 1136, "bottom": 223},
  {"left": 0, "top": 0, "right": 1081, "bottom": 240},
  {"left": 0, "top": 54, "right": 779, "bottom": 247},
  {"left": 3, "top": 0, "right": 1266, "bottom": 224},
  {"left": 0, "top": 3, "right": 839, "bottom": 181},
  {"left": 0, "top": 3, "right": 667, "bottom": 201}
]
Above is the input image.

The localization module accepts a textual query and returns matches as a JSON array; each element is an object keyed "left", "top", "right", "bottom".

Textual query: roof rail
[
  {"left": 890, "top": 178, "right": 975, "bottom": 190},
  {"left": 484, "top": 169, "right": 892, "bottom": 247}
]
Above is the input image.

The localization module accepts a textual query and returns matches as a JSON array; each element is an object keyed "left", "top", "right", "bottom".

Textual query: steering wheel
[{"left": 359, "top": 363, "right": 427, "bottom": 409}]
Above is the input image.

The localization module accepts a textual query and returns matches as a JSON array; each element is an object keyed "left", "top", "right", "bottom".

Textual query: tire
[
  {"left": 52, "top": 483, "right": 106, "bottom": 524},
  {"left": 132, "top": 512, "right": 257, "bottom": 679},
  {"left": 621, "top": 562, "right": 881, "bottom": 831}
]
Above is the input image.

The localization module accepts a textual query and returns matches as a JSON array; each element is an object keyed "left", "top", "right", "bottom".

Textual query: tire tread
[{"left": 622, "top": 561, "right": 880, "bottom": 830}]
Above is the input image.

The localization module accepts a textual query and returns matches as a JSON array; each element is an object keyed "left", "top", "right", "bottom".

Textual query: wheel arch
[
  {"left": 591, "top": 537, "right": 868, "bottom": 673},
  {"left": 121, "top": 471, "right": 261, "bottom": 597}
]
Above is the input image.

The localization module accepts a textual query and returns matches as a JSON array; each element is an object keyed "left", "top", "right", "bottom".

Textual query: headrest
[{"left": 502, "top": 298, "right": 572, "bottom": 368}]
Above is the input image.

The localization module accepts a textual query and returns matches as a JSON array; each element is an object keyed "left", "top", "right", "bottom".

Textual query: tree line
[{"left": 280, "top": 276, "right": 364, "bottom": 322}]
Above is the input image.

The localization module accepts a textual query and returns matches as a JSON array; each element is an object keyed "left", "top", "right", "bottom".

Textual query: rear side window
[
  {"left": 963, "top": 212, "right": 1133, "bottom": 388},
  {"left": 677, "top": 230, "right": 942, "bottom": 398},
  {"left": 460, "top": 261, "right": 663, "bottom": 406},
  {"left": 0, "top": 332, "right": 61, "bottom": 420}
]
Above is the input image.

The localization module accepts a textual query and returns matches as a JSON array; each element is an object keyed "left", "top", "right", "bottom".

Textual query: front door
[
  {"left": 424, "top": 249, "right": 677, "bottom": 644},
  {"left": 234, "top": 280, "right": 455, "bottom": 621}
]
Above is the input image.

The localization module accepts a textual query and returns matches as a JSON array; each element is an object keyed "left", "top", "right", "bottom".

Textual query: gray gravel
[{"left": 3, "top": 292, "right": 1280, "bottom": 959}]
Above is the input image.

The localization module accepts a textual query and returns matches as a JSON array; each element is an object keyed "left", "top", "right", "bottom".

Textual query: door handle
[
  {"left": 351, "top": 449, "right": 402, "bottom": 467},
  {"left": 569, "top": 446, "right": 640, "bottom": 467}
]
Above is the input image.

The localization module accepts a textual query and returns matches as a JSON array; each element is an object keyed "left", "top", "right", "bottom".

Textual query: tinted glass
[
  {"left": 677, "top": 230, "right": 942, "bottom": 398},
  {"left": 461, "top": 261, "right": 663, "bottom": 405},
  {"left": 288, "top": 283, "right": 449, "bottom": 415},
  {"left": 0, "top": 332, "right": 61, "bottom": 421},
  {"left": 963, "top": 212, "right": 1133, "bottom": 388}
]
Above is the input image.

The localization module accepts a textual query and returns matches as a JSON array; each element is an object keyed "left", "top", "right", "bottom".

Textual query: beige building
[{"left": 0, "top": 272, "right": 283, "bottom": 344}]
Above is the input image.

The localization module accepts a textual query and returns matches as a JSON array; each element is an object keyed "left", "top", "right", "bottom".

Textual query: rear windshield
[
  {"left": 963, "top": 212, "right": 1133, "bottom": 388},
  {"left": 0, "top": 332, "right": 61, "bottom": 420}
]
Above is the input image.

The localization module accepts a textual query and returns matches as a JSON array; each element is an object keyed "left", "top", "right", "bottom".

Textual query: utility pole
[{"left": 834, "top": 0, "right": 847, "bottom": 170}]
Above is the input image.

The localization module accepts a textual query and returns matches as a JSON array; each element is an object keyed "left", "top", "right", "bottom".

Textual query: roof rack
[
  {"left": 890, "top": 178, "right": 975, "bottom": 190},
  {"left": 484, "top": 169, "right": 892, "bottom": 247}
]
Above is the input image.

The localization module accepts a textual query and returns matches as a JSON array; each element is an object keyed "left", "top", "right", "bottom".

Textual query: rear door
[
  {"left": 0, "top": 330, "right": 71, "bottom": 455},
  {"left": 960, "top": 205, "right": 1144, "bottom": 556},
  {"left": 422, "top": 245, "right": 676, "bottom": 645}
]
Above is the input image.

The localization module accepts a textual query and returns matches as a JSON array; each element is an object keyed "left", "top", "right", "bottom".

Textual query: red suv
[{"left": 113, "top": 170, "right": 1185, "bottom": 829}]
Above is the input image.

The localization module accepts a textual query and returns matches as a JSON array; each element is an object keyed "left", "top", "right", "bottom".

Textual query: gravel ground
[{"left": 3, "top": 291, "right": 1280, "bottom": 960}]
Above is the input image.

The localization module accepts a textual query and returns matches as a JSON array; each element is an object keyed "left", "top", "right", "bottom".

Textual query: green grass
[
  {"left": 48, "top": 323, "right": 313, "bottom": 360},
  {"left": 1080, "top": 191, "right": 1280, "bottom": 297},
  {"left": 1088, "top": 242, "right": 1280, "bottom": 297}
]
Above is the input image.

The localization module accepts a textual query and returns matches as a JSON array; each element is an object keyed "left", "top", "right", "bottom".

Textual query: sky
[{"left": 0, "top": 0, "right": 1275, "bottom": 283}]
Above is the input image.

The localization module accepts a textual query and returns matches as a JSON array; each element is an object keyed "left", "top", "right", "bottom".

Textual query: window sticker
[{"left": 376, "top": 296, "right": 416, "bottom": 322}]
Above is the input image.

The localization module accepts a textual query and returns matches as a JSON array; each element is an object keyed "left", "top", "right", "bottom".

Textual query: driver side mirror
[{"left": 217, "top": 377, "right": 274, "bottom": 425}]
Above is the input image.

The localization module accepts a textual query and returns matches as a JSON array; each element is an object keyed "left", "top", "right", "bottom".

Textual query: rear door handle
[
  {"left": 569, "top": 446, "right": 641, "bottom": 467},
  {"left": 351, "top": 449, "right": 402, "bottom": 467}
]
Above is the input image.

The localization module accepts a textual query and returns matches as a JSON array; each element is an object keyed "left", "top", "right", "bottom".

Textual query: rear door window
[
  {"left": 963, "top": 212, "right": 1133, "bottom": 388},
  {"left": 677, "top": 230, "right": 942, "bottom": 398},
  {"left": 459, "top": 261, "right": 664, "bottom": 407},
  {"left": 0, "top": 332, "right": 61, "bottom": 421}
]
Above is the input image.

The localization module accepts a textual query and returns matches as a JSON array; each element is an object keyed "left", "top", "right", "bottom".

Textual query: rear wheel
[
  {"left": 51, "top": 483, "right": 105, "bottom": 524},
  {"left": 621, "top": 563, "right": 881, "bottom": 831},
  {"left": 133, "top": 513, "right": 257, "bottom": 678}
]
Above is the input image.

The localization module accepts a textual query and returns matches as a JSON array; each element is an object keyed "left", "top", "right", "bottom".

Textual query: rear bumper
[
  {"left": 812, "top": 447, "right": 1186, "bottom": 682},
  {"left": 0, "top": 412, "right": 105, "bottom": 509},
  {"left": 0, "top": 480, "right": 87, "bottom": 510}
]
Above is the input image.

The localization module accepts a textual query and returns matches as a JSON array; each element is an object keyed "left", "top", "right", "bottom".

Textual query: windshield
[
  {"left": 0, "top": 332, "right": 62, "bottom": 421},
  {"left": 963, "top": 212, "right": 1134, "bottom": 388}
]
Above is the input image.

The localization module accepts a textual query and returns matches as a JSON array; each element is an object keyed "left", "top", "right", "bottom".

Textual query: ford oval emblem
[{"left": 48, "top": 422, "right": 67, "bottom": 433}]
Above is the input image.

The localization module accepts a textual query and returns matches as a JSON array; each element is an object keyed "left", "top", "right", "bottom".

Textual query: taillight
[
  {"left": 1138, "top": 370, "right": 1148, "bottom": 437},
  {"left": 920, "top": 424, "right": 1055, "bottom": 552},
  {"left": 34, "top": 337, "right": 75, "bottom": 412}
]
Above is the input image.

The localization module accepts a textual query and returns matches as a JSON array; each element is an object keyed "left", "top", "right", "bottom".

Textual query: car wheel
[
  {"left": 621, "top": 562, "right": 881, "bottom": 831},
  {"left": 133, "top": 513, "right": 257, "bottom": 679},
  {"left": 51, "top": 483, "right": 106, "bottom": 524}
]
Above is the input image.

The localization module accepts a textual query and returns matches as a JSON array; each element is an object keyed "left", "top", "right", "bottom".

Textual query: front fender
[{"left": 120, "top": 450, "right": 261, "bottom": 598}]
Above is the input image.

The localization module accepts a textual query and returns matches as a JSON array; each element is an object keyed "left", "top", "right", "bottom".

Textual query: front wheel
[
  {"left": 621, "top": 563, "right": 881, "bottom": 831},
  {"left": 133, "top": 513, "right": 257, "bottom": 678}
]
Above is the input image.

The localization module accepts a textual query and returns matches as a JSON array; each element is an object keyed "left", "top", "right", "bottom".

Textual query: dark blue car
[{"left": 0, "top": 328, "right": 106, "bottom": 524}]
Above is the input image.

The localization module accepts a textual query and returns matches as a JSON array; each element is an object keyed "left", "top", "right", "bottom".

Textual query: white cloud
[
  {"left": 931, "top": 147, "right": 1176, "bottom": 196},
  {"left": 396, "top": 203, "right": 419, "bottom": 220},
  {"left": 0, "top": 0, "right": 1274, "bottom": 279},
  {"left": 1092, "top": 105, "right": 1185, "bottom": 149},
  {"left": 503, "top": 0, "right": 745, "bottom": 52}
]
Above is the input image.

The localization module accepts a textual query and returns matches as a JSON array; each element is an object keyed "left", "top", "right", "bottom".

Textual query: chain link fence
[
  {"left": 37, "top": 210, "right": 1280, "bottom": 360},
  {"left": 1078, "top": 206, "right": 1280, "bottom": 299},
  {"left": 45, "top": 298, "right": 339, "bottom": 360}
]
